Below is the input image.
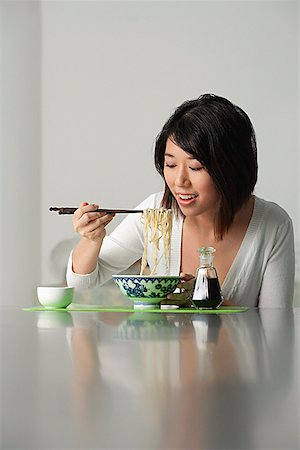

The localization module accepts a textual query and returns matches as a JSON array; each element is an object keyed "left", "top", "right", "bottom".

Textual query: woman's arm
[
  {"left": 258, "top": 219, "right": 295, "bottom": 308},
  {"left": 66, "top": 193, "right": 161, "bottom": 289},
  {"left": 67, "top": 210, "right": 144, "bottom": 289}
]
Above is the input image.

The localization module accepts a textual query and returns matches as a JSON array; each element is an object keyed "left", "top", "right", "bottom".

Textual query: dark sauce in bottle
[
  {"left": 192, "top": 277, "right": 222, "bottom": 309},
  {"left": 192, "top": 247, "right": 223, "bottom": 309}
]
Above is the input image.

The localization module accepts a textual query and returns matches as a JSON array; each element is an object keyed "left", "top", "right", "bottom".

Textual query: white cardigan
[{"left": 67, "top": 192, "right": 295, "bottom": 308}]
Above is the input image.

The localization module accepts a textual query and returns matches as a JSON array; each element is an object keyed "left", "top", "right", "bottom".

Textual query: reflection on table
[{"left": 1, "top": 286, "right": 299, "bottom": 450}]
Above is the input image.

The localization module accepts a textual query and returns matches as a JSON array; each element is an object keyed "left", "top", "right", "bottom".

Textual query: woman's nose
[{"left": 175, "top": 166, "right": 191, "bottom": 187}]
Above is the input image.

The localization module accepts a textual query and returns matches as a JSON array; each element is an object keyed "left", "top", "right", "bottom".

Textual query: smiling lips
[{"left": 177, "top": 193, "right": 199, "bottom": 206}]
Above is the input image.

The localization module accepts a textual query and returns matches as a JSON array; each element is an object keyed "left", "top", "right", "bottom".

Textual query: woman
[{"left": 67, "top": 94, "right": 295, "bottom": 307}]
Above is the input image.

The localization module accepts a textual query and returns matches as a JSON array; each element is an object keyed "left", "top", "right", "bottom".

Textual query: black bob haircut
[{"left": 154, "top": 93, "right": 258, "bottom": 240}]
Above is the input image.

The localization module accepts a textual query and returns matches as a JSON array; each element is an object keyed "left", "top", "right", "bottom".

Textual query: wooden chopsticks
[{"left": 49, "top": 207, "right": 143, "bottom": 215}]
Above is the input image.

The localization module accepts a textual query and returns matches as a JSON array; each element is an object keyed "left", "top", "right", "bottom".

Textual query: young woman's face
[{"left": 163, "top": 138, "right": 220, "bottom": 218}]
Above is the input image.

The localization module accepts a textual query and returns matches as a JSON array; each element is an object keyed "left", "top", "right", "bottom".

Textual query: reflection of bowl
[
  {"left": 127, "top": 312, "right": 166, "bottom": 322},
  {"left": 37, "top": 286, "right": 74, "bottom": 309},
  {"left": 112, "top": 275, "right": 180, "bottom": 309},
  {"left": 115, "top": 313, "right": 179, "bottom": 340}
]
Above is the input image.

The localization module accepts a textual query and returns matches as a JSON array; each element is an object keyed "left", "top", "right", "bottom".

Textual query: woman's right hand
[{"left": 73, "top": 202, "right": 115, "bottom": 243}]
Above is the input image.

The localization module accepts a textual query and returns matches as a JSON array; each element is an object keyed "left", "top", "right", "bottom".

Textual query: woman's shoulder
[{"left": 254, "top": 196, "right": 293, "bottom": 228}]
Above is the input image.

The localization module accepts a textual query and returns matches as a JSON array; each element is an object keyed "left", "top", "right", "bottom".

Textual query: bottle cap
[{"left": 198, "top": 246, "right": 216, "bottom": 266}]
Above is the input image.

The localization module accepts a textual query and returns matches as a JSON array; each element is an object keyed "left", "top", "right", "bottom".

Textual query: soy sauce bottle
[{"left": 192, "top": 247, "right": 223, "bottom": 309}]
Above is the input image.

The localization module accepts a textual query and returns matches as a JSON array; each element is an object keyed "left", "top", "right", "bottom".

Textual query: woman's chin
[{"left": 178, "top": 205, "right": 198, "bottom": 217}]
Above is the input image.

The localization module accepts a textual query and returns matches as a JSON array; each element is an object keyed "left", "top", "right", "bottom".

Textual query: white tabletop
[{"left": 1, "top": 286, "right": 299, "bottom": 450}]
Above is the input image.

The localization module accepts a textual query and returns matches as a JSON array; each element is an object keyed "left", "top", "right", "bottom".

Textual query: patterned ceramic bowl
[{"left": 112, "top": 275, "right": 180, "bottom": 309}]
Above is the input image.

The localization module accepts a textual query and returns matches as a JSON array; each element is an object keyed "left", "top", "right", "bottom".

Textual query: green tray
[{"left": 23, "top": 305, "right": 248, "bottom": 314}]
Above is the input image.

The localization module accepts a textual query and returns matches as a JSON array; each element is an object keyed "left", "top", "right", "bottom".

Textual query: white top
[{"left": 66, "top": 192, "right": 295, "bottom": 308}]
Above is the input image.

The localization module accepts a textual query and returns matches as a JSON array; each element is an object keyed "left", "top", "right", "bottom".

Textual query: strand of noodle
[
  {"left": 161, "top": 210, "right": 172, "bottom": 272},
  {"left": 150, "top": 209, "right": 161, "bottom": 275},
  {"left": 140, "top": 208, "right": 172, "bottom": 275},
  {"left": 140, "top": 212, "right": 149, "bottom": 275}
]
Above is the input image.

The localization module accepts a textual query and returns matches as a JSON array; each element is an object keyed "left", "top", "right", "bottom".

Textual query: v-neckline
[
  {"left": 220, "top": 196, "right": 262, "bottom": 294},
  {"left": 173, "top": 196, "right": 263, "bottom": 293}
]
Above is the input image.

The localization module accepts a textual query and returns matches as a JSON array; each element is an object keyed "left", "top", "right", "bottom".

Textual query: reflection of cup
[{"left": 37, "top": 311, "right": 74, "bottom": 329}]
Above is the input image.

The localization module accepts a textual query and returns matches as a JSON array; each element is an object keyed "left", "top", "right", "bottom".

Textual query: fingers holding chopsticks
[{"left": 73, "top": 202, "right": 115, "bottom": 242}]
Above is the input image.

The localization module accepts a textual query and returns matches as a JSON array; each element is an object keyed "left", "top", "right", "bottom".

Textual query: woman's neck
[{"left": 183, "top": 196, "right": 254, "bottom": 238}]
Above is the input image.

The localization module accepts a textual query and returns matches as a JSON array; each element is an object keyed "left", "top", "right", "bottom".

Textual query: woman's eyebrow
[{"left": 165, "top": 152, "right": 197, "bottom": 160}]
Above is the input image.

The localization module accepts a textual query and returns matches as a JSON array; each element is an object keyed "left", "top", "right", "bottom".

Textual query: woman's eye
[
  {"left": 165, "top": 163, "right": 176, "bottom": 168},
  {"left": 189, "top": 166, "right": 203, "bottom": 171}
]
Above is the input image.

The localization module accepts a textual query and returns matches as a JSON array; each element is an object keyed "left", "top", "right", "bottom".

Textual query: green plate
[{"left": 23, "top": 305, "right": 248, "bottom": 314}]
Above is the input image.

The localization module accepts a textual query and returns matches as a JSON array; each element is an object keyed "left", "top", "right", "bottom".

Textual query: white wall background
[
  {"left": 0, "top": 1, "right": 41, "bottom": 306},
  {"left": 0, "top": 0, "right": 299, "bottom": 305}
]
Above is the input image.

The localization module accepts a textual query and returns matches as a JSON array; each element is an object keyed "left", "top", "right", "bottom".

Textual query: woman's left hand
[{"left": 160, "top": 273, "right": 195, "bottom": 308}]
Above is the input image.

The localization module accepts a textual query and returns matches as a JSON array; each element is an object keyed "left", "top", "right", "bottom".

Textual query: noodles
[{"left": 140, "top": 208, "right": 172, "bottom": 275}]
